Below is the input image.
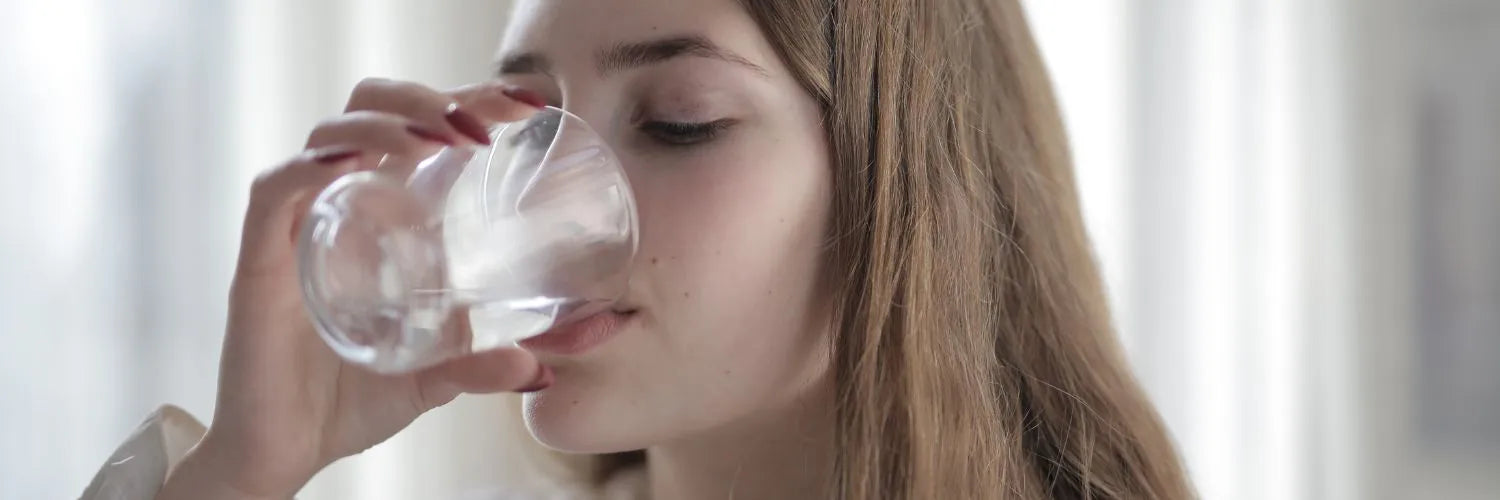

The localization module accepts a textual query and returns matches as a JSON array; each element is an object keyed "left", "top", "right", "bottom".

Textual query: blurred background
[{"left": 0, "top": 0, "right": 1494, "bottom": 498}]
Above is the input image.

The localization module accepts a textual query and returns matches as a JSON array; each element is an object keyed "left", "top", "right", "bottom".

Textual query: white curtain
[
  {"left": 1027, "top": 1, "right": 1500, "bottom": 499},
  {"left": 1, "top": 1, "right": 1494, "bottom": 498},
  {"left": 1027, "top": 1, "right": 1359, "bottom": 499}
]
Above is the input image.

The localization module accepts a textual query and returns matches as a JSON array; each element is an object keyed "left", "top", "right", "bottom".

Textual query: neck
[{"left": 643, "top": 378, "right": 834, "bottom": 500}]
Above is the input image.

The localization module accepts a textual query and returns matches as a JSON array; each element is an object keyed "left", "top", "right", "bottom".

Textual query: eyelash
[{"left": 639, "top": 119, "right": 735, "bottom": 147}]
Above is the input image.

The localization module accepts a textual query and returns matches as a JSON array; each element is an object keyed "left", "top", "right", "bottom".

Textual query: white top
[{"left": 78, "top": 406, "right": 647, "bottom": 500}]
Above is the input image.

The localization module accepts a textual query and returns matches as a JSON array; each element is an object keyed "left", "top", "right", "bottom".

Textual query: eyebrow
[{"left": 494, "top": 34, "right": 768, "bottom": 78}]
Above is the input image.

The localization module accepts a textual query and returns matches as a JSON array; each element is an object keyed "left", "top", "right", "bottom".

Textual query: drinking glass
[{"left": 297, "top": 107, "right": 637, "bottom": 373}]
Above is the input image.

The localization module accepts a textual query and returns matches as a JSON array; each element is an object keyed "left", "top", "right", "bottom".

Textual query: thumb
[{"left": 414, "top": 347, "right": 550, "bottom": 408}]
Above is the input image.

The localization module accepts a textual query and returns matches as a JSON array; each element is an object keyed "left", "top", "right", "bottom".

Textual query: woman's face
[{"left": 499, "top": 0, "right": 832, "bottom": 452}]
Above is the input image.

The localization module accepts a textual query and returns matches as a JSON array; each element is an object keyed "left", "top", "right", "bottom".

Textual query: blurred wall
[{"left": 1406, "top": 0, "right": 1500, "bottom": 496}]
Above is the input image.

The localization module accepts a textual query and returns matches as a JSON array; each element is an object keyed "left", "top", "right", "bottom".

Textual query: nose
[{"left": 542, "top": 99, "right": 641, "bottom": 199}]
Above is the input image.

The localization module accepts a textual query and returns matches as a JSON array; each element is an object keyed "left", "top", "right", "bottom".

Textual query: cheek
[
  {"left": 637, "top": 140, "right": 827, "bottom": 316},
  {"left": 631, "top": 130, "right": 831, "bottom": 375},
  {"left": 526, "top": 123, "right": 831, "bottom": 453}
]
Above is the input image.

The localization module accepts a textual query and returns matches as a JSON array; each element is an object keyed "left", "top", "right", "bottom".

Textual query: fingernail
[
  {"left": 444, "top": 104, "right": 493, "bottom": 145},
  {"left": 517, "top": 365, "right": 554, "bottom": 393},
  {"left": 313, "top": 149, "right": 361, "bottom": 164},
  {"left": 501, "top": 86, "right": 548, "bottom": 109},
  {"left": 404, "top": 124, "right": 455, "bottom": 145}
]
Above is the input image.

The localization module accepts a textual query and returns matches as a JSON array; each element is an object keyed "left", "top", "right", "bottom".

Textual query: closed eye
[{"left": 639, "top": 118, "right": 736, "bottom": 147}]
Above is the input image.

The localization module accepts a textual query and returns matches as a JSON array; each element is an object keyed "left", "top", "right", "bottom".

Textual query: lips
[{"left": 518, "top": 309, "right": 636, "bottom": 356}]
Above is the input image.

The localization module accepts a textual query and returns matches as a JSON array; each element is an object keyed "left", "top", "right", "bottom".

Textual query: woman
[{"left": 85, "top": 0, "right": 1193, "bottom": 498}]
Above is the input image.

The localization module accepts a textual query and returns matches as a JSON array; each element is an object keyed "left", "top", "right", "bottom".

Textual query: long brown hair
[
  {"left": 551, "top": 0, "right": 1194, "bottom": 498},
  {"left": 740, "top": 0, "right": 1193, "bottom": 498}
]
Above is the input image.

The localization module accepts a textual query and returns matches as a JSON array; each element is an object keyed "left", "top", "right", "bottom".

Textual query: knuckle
[
  {"left": 351, "top": 77, "right": 397, "bottom": 96},
  {"left": 349, "top": 77, "right": 431, "bottom": 110},
  {"left": 247, "top": 155, "right": 307, "bottom": 201},
  {"left": 306, "top": 111, "right": 400, "bottom": 145},
  {"left": 312, "top": 114, "right": 347, "bottom": 130},
  {"left": 246, "top": 176, "right": 281, "bottom": 212},
  {"left": 383, "top": 78, "right": 426, "bottom": 95},
  {"left": 249, "top": 165, "right": 282, "bottom": 194},
  {"left": 347, "top": 78, "right": 396, "bottom": 110},
  {"left": 306, "top": 115, "right": 351, "bottom": 145},
  {"left": 341, "top": 109, "right": 398, "bottom": 123}
]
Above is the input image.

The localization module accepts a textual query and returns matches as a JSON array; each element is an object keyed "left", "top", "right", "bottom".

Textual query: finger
[
  {"left": 305, "top": 110, "right": 452, "bottom": 157},
  {"left": 303, "top": 111, "right": 451, "bottom": 175},
  {"left": 371, "top": 147, "right": 435, "bottom": 182},
  {"left": 414, "top": 348, "right": 548, "bottom": 408},
  {"left": 343, "top": 78, "right": 545, "bottom": 147},
  {"left": 446, "top": 81, "right": 548, "bottom": 128},
  {"left": 334, "top": 80, "right": 547, "bottom": 180},
  {"left": 237, "top": 147, "right": 364, "bottom": 274},
  {"left": 344, "top": 78, "right": 476, "bottom": 146}
]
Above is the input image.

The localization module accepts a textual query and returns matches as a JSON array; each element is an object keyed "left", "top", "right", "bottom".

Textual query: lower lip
[{"left": 518, "top": 310, "right": 635, "bottom": 356}]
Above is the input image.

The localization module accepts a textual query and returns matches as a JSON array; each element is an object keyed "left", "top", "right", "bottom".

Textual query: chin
[{"left": 521, "top": 368, "right": 652, "bottom": 454}]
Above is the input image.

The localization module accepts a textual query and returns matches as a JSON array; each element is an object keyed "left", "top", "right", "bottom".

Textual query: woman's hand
[{"left": 157, "top": 79, "right": 550, "bottom": 500}]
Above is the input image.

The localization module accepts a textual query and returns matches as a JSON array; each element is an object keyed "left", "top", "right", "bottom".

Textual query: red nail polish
[
  {"left": 444, "top": 104, "right": 493, "bottom": 145},
  {"left": 405, "top": 124, "right": 455, "bottom": 145},
  {"left": 501, "top": 86, "right": 548, "bottom": 109},
  {"left": 313, "top": 149, "right": 361, "bottom": 164},
  {"left": 517, "top": 365, "right": 554, "bottom": 393}
]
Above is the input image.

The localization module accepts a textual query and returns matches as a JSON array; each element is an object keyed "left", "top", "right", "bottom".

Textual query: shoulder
[{"left": 80, "top": 405, "right": 207, "bottom": 500}]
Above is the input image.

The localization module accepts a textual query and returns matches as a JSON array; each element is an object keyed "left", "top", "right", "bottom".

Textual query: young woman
[{"left": 85, "top": 0, "right": 1194, "bottom": 498}]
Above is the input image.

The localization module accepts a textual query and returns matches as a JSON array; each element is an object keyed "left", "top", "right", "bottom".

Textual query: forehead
[{"left": 498, "top": 0, "right": 776, "bottom": 73}]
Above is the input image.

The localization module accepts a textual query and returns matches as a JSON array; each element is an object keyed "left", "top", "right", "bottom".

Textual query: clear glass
[{"left": 297, "top": 107, "right": 637, "bottom": 373}]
